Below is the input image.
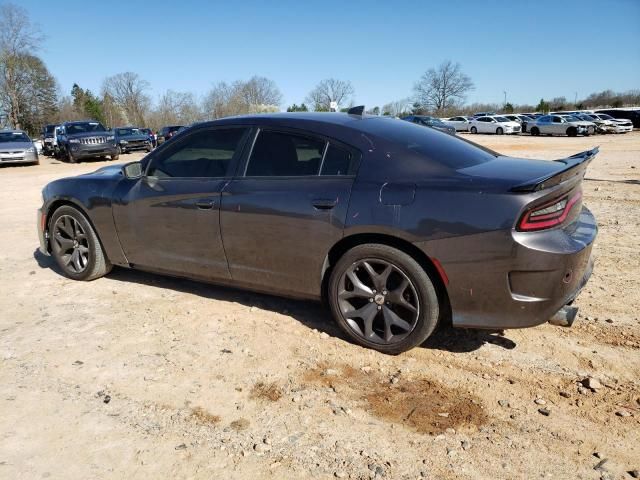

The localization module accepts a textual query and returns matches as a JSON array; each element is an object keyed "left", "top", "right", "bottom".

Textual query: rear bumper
[{"left": 415, "top": 206, "right": 597, "bottom": 329}]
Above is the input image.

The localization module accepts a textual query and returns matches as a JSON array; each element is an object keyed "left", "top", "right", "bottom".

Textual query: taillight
[{"left": 518, "top": 190, "right": 582, "bottom": 231}]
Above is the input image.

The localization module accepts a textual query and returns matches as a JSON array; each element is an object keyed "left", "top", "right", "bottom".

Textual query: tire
[
  {"left": 470, "top": 126, "right": 477, "bottom": 134},
  {"left": 111, "top": 150, "right": 120, "bottom": 161},
  {"left": 67, "top": 148, "right": 77, "bottom": 163},
  {"left": 496, "top": 127, "right": 504, "bottom": 135},
  {"left": 328, "top": 244, "right": 440, "bottom": 354},
  {"left": 567, "top": 127, "right": 578, "bottom": 137},
  {"left": 530, "top": 127, "right": 540, "bottom": 136},
  {"left": 49, "top": 205, "right": 112, "bottom": 281}
]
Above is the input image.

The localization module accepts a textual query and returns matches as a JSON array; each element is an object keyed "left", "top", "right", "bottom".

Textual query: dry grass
[{"left": 250, "top": 381, "right": 283, "bottom": 402}]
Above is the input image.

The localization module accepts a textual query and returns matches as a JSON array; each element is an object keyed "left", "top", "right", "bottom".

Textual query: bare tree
[
  {"left": 202, "top": 77, "right": 283, "bottom": 119},
  {"left": 148, "top": 90, "right": 202, "bottom": 129},
  {"left": 306, "top": 79, "right": 355, "bottom": 111},
  {"left": 102, "top": 72, "right": 151, "bottom": 125},
  {"left": 237, "top": 76, "right": 282, "bottom": 108},
  {"left": 0, "top": 2, "right": 44, "bottom": 128},
  {"left": 382, "top": 98, "right": 411, "bottom": 117},
  {"left": 413, "top": 60, "right": 474, "bottom": 113}
]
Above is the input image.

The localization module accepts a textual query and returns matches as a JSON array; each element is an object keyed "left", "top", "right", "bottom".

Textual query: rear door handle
[
  {"left": 312, "top": 198, "right": 337, "bottom": 210},
  {"left": 196, "top": 199, "right": 215, "bottom": 209}
]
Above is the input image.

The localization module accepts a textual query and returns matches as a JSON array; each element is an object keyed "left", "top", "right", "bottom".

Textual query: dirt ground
[{"left": 1, "top": 131, "right": 639, "bottom": 480}]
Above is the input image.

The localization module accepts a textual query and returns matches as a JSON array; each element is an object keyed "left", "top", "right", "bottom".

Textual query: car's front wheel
[
  {"left": 496, "top": 127, "right": 504, "bottom": 135},
  {"left": 470, "top": 126, "right": 477, "bottom": 134},
  {"left": 328, "top": 244, "right": 440, "bottom": 354},
  {"left": 49, "top": 205, "right": 112, "bottom": 281},
  {"left": 530, "top": 127, "right": 540, "bottom": 136}
]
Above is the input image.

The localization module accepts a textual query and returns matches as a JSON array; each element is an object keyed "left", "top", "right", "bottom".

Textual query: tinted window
[
  {"left": 246, "top": 130, "right": 325, "bottom": 176},
  {"left": 321, "top": 144, "right": 354, "bottom": 176},
  {"left": 552, "top": 116, "right": 562, "bottom": 123},
  {"left": 357, "top": 117, "right": 497, "bottom": 169},
  {"left": 148, "top": 128, "right": 247, "bottom": 178},
  {"left": 538, "top": 116, "right": 551, "bottom": 122}
]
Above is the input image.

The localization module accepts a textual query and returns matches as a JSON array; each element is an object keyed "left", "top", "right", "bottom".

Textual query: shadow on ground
[{"left": 34, "top": 249, "right": 517, "bottom": 354}]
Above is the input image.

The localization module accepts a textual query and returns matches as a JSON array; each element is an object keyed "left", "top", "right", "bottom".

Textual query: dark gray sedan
[
  {"left": 0, "top": 130, "right": 39, "bottom": 165},
  {"left": 37, "top": 111, "right": 596, "bottom": 353}
]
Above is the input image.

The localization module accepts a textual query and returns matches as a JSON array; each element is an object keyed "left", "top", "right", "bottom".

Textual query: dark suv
[
  {"left": 157, "top": 125, "right": 184, "bottom": 145},
  {"left": 56, "top": 121, "right": 118, "bottom": 163},
  {"left": 113, "top": 127, "right": 153, "bottom": 154}
]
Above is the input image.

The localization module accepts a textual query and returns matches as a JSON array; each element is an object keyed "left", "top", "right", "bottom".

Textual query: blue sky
[{"left": 18, "top": 0, "right": 640, "bottom": 109}]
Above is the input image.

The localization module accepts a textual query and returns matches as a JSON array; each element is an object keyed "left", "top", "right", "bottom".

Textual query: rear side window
[
  {"left": 148, "top": 127, "right": 247, "bottom": 178},
  {"left": 358, "top": 117, "right": 498, "bottom": 169},
  {"left": 321, "top": 144, "right": 352, "bottom": 176},
  {"left": 246, "top": 130, "right": 325, "bottom": 176}
]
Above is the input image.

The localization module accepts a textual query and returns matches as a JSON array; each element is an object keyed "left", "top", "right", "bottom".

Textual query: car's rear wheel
[
  {"left": 496, "top": 127, "right": 504, "bottom": 135},
  {"left": 530, "top": 127, "right": 540, "bottom": 136},
  {"left": 328, "top": 244, "right": 440, "bottom": 354},
  {"left": 49, "top": 205, "right": 112, "bottom": 281},
  {"left": 470, "top": 126, "right": 477, "bottom": 134}
]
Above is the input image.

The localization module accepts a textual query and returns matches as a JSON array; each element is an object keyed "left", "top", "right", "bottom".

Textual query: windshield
[
  {"left": 65, "top": 122, "right": 107, "bottom": 135},
  {"left": 495, "top": 116, "right": 510, "bottom": 122},
  {"left": 45, "top": 125, "right": 56, "bottom": 134},
  {"left": 117, "top": 128, "right": 142, "bottom": 136},
  {"left": 520, "top": 115, "right": 534, "bottom": 121},
  {"left": 563, "top": 116, "right": 580, "bottom": 122},
  {"left": 0, "top": 132, "right": 31, "bottom": 143},
  {"left": 598, "top": 114, "right": 614, "bottom": 120}
]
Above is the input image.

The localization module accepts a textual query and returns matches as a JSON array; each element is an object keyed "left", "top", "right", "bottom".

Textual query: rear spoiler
[{"left": 510, "top": 147, "right": 599, "bottom": 192}]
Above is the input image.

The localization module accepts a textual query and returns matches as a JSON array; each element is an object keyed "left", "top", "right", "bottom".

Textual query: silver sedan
[
  {"left": 528, "top": 115, "right": 592, "bottom": 137},
  {"left": 0, "top": 130, "right": 39, "bottom": 165}
]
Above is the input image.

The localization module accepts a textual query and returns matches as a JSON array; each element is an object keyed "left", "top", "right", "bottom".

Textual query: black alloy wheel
[
  {"left": 329, "top": 244, "right": 440, "bottom": 354},
  {"left": 49, "top": 206, "right": 112, "bottom": 280}
]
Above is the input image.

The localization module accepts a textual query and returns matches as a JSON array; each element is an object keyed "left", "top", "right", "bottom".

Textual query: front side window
[
  {"left": 245, "top": 130, "right": 326, "bottom": 176},
  {"left": 148, "top": 128, "right": 247, "bottom": 178}
]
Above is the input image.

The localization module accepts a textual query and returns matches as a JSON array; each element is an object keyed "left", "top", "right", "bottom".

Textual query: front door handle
[
  {"left": 196, "top": 199, "right": 215, "bottom": 210},
  {"left": 312, "top": 198, "right": 337, "bottom": 210}
]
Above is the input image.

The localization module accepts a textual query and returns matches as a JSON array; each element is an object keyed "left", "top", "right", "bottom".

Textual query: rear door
[
  {"left": 220, "top": 128, "right": 359, "bottom": 298},
  {"left": 112, "top": 126, "right": 250, "bottom": 280}
]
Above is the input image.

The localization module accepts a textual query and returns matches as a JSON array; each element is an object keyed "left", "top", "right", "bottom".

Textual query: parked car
[
  {"left": 503, "top": 114, "right": 535, "bottom": 133},
  {"left": 41, "top": 124, "right": 59, "bottom": 156},
  {"left": 595, "top": 109, "right": 640, "bottom": 128},
  {"left": 528, "top": 115, "right": 591, "bottom": 137},
  {"left": 37, "top": 111, "right": 597, "bottom": 354},
  {"left": 401, "top": 115, "right": 456, "bottom": 135},
  {"left": 551, "top": 113, "right": 597, "bottom": 135},
  {"left": 469, "top": 115, "right": 521, "bottom": 135},
  {"left": 114, "top": 127, "right": 153, "bottom": 154},
  {"left": 139, "top": 128, "right": 156, "bottom": 148},
  {"left": 157, "top": 125, "right": 184, "bottom": 145},
  {"left": 56, "top": 121, "right": 119, "bottom": 163},
  {"left": 442, "top": 116, "right": 471, "bottom": 132},
  {"left": 589, "top": 113, "right": 634, "bottom": 133},
  {"left": 472, "top": 112, "right": 496, "bottom": 118},
  {"left": 0, "top": 130, "right": 39, "bottom": 165}
]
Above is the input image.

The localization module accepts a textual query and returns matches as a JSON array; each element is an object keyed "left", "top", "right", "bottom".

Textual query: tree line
[{"left": 1, "top": 2, "right": 638, "bottom": 136}]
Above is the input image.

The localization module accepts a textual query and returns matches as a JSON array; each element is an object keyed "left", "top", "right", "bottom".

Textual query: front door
[
  {"left": 220, "top": 128, "right": 359, "bottom": 298},
  {"left": 112, "top": 126, "right": 250, "bottom": 280}
]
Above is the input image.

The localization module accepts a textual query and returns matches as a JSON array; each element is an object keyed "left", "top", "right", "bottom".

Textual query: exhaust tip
[{"left": 549, "top": 305, "right": 579, "bottom": 327}]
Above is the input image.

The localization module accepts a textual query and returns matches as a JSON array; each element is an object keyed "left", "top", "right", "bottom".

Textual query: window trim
[
  {"left": 241, "top": 126, "right": 361, "bottom": 179},
  {"left": 143, "top": 125, "right": 250, "bottom": 180}
]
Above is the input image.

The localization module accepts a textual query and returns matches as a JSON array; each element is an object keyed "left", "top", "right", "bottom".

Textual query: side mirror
[{"left": 123, "top": 161, "right": 143, "bottom": 179}]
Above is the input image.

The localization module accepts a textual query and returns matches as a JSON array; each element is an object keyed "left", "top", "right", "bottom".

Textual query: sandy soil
[{"left": 1, "top": 132, "right": 638, "bottom": 480}]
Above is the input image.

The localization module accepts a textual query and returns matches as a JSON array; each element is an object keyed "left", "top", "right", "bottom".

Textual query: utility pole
[
  {"left": 503, "top": 91, "right": 507, "bottom": 106},
  {"left": 574, "top": 92, "right": 578, "bottom": 105}
]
